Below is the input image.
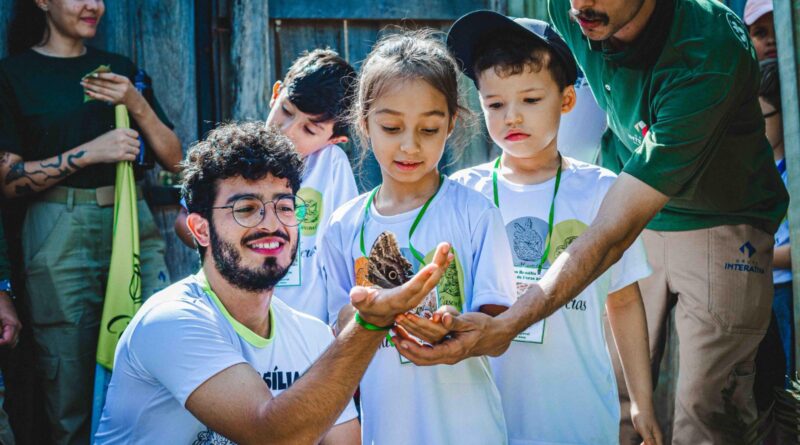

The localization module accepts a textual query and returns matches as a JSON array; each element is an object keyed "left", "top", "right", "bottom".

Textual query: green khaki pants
[{"left": 22, "top": 193, "right": 169, "bottom": 445}]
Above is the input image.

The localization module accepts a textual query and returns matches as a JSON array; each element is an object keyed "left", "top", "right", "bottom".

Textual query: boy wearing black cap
[{"left": 447, "top": 12, "right": 662, "bottom": 445}]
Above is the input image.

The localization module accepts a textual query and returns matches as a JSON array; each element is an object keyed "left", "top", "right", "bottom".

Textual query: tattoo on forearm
[{"left": 3, "top": 150, "right": 87, "bottom": 195}]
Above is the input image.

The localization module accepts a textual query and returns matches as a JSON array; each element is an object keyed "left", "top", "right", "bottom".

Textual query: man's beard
[{"left": 209, "top": 222, "right": 298, "bottom": 293}]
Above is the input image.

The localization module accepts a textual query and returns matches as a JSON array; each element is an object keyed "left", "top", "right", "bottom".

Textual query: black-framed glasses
[{"left": 210, "top": 194, "right": 307, "bottom": 228}]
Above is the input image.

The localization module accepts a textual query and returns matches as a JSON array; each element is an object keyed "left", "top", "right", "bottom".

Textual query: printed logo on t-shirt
[
  {"left": 548, "top": 219, "right": 589, "bottom": 262},
  {"left": 506, "top": 217, "right": 550, "bottom": 269},
  {"left": 726, "top": 12, "right": 750, "bottom": 50},
  {"left": 297, "top": 187, "right": 323, "bottom": 236},
  {"left": 193, "top": 429, "right": 234, "bottom": 444},
  {"left": 424, "top": 248, "right": 464, "bottom": 312}
]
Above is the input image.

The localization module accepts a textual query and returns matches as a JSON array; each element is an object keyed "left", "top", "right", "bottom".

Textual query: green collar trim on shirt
[{"left": 195, "top": 270, "right": 275, "bottom": 348}]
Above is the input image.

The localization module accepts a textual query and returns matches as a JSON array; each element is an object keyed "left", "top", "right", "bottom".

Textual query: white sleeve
[
  {"left": 320, "top": 219, "right": 356, "bottom": 326},
  {"left": 609, "top": 235, "right": 652, "bottom": 293},
  {"left": 469, "top": 207, "right": 516, "bottom": 311},
  {"left": 128, "top": 301, "right": 246, "bottom": 407}
]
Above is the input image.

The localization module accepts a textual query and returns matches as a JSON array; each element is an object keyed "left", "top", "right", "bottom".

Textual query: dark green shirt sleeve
[{"left": 622, "top": 72, "right": 736, "bottom": 198}]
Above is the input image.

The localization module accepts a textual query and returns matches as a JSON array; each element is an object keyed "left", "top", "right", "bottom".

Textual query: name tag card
[{"left": 513, "top": 266, "right": 545, "bottom": 344}]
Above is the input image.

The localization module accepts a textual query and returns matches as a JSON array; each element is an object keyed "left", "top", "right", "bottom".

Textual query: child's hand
[
  {"left": 632, "top": 406, "right": 663, "bottom": 445},
  {"left": 393, "top": 305, "right": 461, "bottom": 345}
]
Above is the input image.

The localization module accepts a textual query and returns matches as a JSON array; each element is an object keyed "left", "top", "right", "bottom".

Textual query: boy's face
[
  {"left": 267, "top": 83, "right": 347, "bottom": 157},
  {"left": 477, "top": 65, "right": 575, "bottom": 161}
]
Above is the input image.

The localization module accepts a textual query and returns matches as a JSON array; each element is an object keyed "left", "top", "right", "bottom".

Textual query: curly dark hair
[
  {"left": 282, "top": 48, "right": 356, "bottom": 138},
  {"left": 473, "top": 30, "right": 570, "bottom": 91},
  {"left": 180, "top": 121, "right": 304, "bottom": 221}
]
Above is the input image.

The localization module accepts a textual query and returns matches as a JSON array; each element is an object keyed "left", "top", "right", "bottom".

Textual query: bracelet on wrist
[{"left": 354, "top": 312, "right": 393, "bottom": 331}]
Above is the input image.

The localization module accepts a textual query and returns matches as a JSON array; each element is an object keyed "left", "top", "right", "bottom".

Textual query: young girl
[{"left": 320, "top": 31, "right": 515, "bottom": 444}]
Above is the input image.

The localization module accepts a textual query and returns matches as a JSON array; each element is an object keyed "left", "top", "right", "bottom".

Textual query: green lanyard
[
  {"left": 359, "top": 174, "right": 445, "bottom": 265},
  {"left": 492, "top": 155, "right": 562, "bottom": 273}
]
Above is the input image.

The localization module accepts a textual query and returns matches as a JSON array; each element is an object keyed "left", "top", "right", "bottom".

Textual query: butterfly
[{"left": 367, "top": 231, "right": 413, "bottom": 289}]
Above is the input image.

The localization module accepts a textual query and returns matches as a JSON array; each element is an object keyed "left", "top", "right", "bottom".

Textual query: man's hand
[
  {"left": 0, "top": 292, "right": 21, "bottom": 347},
  {"left": 632, "top": 405, "right": 663, "bottom": 445},
  {"left": 394, "top": 310, "right": 512, "bottom": 365},
  {"left": 350, "top": 242, "right": 452, "bottom": 327}
]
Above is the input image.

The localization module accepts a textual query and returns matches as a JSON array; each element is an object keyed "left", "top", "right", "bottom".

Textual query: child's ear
[
  {"left": 186, "top": 212, "right": 211, "bottom": 250},
  {"left": 446, "top": 113, "right": 458, "bottom": 138},
  {"left": 328, "top": 135, "right": 349, "bottom": 145},
  {"left": 561, "top": 85, "right": 577, "bottom": 114},
  {"left": 270, "top": 81, "right": 283, "bottom": 108}
]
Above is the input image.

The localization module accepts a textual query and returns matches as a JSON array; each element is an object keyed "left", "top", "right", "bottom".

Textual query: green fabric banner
[{"left": 96, "top": 105, "right": 142, "bottom": 370}]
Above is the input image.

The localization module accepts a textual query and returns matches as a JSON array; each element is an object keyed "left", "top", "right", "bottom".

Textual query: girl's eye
[
  {"left": 381, "top": 126, "right": 400, "bottom": 133},
  {"left": 524, "top": 98, "right": 541, "bottom": 104},
  {"left": 281, "top": 105, "right": 293, "bottom": 117},
  {"left": 487, "top": 102, "right": 503, "bottom": 110},
  {"left": 421, "top": 128, "right": 439, "bottom": 135},
  {"left": 304, "top": 126, "right": 316, "bottom": 136}
]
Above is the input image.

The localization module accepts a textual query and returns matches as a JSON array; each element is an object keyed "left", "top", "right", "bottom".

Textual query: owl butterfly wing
[{"left": 367, "top": 231, "right": 414, "bottom": 288}]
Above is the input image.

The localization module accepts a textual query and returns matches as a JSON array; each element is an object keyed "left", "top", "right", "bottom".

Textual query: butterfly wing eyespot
[{"left": 367, "top": 231, "right": 413, "bottom": 288}]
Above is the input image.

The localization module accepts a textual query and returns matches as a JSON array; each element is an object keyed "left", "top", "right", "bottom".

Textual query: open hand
[
  {"left": 393, "top": 305, "right": 461, "bottom": 345},
  {"left": 350, "top": 243, "right": 452, "bottom": 328}
]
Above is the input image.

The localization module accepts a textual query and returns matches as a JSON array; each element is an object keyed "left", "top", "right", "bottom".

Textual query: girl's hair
[
  {"left": 7, "top": 0, "right": 48, "bottom": 55},
  {"left": 350, "top": 28, "right": 475, "bottom": 164}
]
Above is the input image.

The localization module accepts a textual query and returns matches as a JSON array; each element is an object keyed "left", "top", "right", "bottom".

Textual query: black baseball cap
[{"left": 447, "top": 10, "right": 578, "bottom": 86}]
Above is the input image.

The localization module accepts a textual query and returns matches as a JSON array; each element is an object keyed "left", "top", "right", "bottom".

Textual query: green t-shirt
[
  {"left": 549, "top": 0, "right": 788, "bottom": 233},
  {"left": 0, "top": 46, "right": 173, "bottom": 189}
]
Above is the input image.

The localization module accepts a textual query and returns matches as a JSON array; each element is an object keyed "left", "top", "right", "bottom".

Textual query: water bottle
[{"left": 133, "top": 69, "right": 154, "bottom": 168}]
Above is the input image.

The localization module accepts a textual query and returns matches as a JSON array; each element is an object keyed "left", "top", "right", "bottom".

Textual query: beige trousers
[{"left": 612, "top": 225, "right": 773, "bottom": 445}]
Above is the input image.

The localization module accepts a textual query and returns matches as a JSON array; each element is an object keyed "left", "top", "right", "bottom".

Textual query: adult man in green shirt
[{"left": 395, "top": 1, "right": 789, "bottom": 443}]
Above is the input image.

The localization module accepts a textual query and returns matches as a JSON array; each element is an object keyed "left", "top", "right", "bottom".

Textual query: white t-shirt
[
  {"left": 320, "top": 177, "right": 514, "bottom": 445},
  {"left": 557, "top": 75, "right": 607, "bottom": 164},
  {"left": 452, "top": 158, "right": 652, "bottom": 445},
  {"left": 94, "top": 272, "right": 358, "bottom": 445},
  {"left": 277, "top": 144, "right": 358, "bottom": 322}
]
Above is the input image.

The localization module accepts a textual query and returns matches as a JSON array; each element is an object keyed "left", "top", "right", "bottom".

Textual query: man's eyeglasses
[{"left": 210, "top": 195, "right": 307, "bottom": 228}]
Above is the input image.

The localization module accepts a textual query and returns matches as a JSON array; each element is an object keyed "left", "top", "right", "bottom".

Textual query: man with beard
[
  {"left": 397, "top": 1, "right": 788, "bottom": 444},
  {"left": 94, "top": 122, "right": 452, "bottom": 444}
]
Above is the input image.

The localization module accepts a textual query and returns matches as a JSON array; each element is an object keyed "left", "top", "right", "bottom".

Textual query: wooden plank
[
  {"left": 230, "top": 0, "right": 271, "bottom": 120},
  {"left": 272, "top": 20, "right": 344, "bottom": 76},
  {"left": 270, "top": 0, "right": 486, "bottom": 20},
  {"left": 89, "top": 1, "right": 135, "bottom": 56},
  {"left": 0, "top": 2, "right": 12, "bottom": 58},
  {"left": 511, "top": 0, "right": 549, "bottom": 20},
  {"left": 137, "top": 0, "right": 199, "bottom": 281}
]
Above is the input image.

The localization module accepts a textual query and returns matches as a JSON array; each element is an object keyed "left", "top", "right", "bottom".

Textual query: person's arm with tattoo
[{"left": 0, "top": 127, "right": 141, "bottom": 197}]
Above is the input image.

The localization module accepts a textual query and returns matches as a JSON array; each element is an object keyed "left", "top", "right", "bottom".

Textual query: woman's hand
[
  {"left": 81, "top": 72, "right": 146, "bottom": 113},
  {"left": 80, "top": 128, "right": 141, "bottom": 165},
  {"left": 393, "top": 305, "right": 461, "bottom": 345}
]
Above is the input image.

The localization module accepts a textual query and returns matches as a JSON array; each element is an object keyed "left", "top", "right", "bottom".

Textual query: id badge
[
  {"left": 277, "top": 239, "right": 302, "bottom": 287},
  {"left": 513, "top": 266, "right": 546, "bottom": 344},
  {"left": 399, "top": 286, "right": 440, "bottom": 364}
]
